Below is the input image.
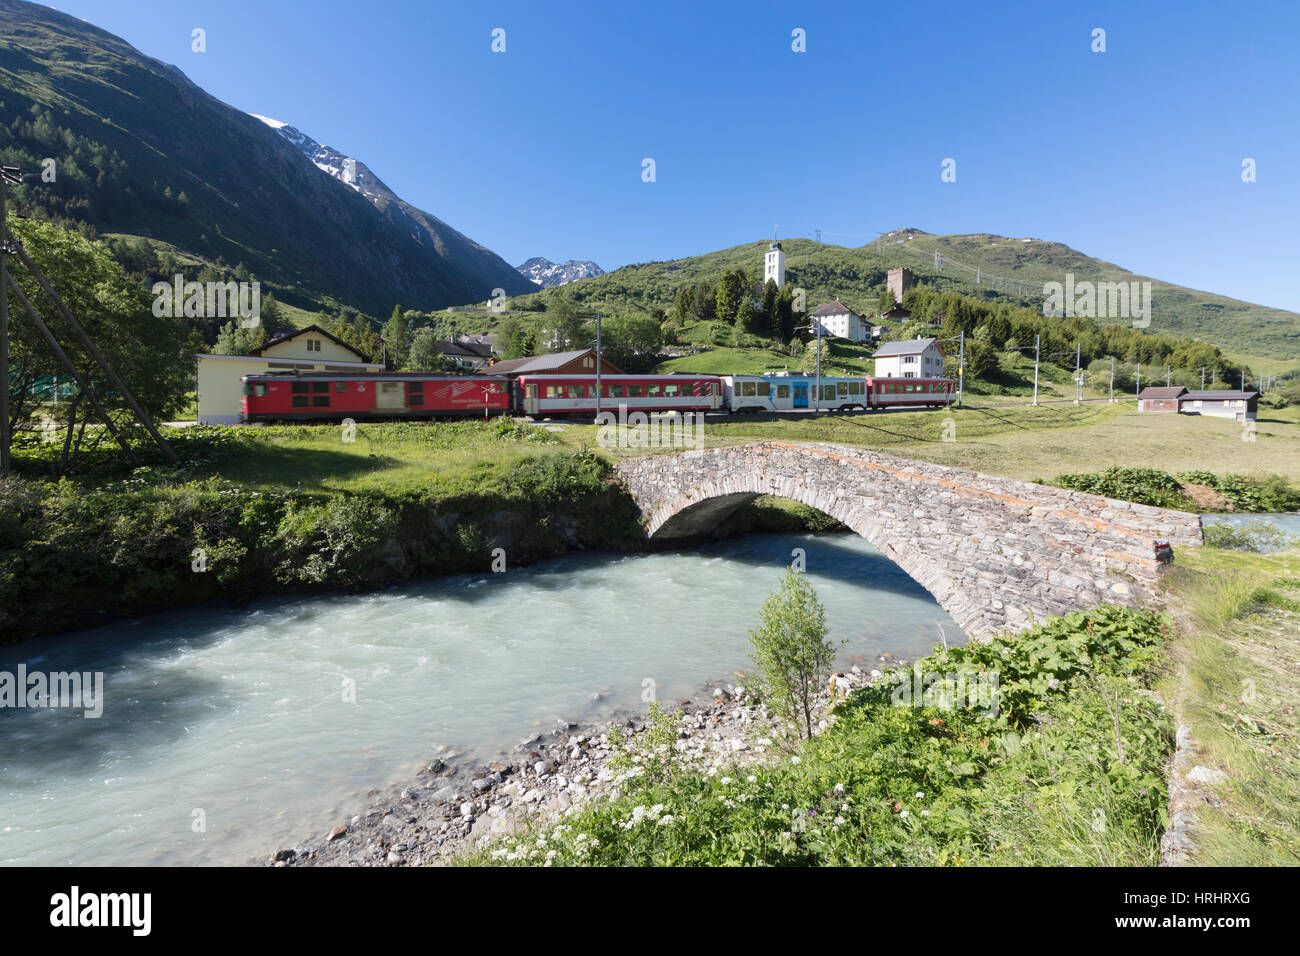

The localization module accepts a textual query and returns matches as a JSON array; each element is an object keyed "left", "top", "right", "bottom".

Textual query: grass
[
  {"left": 1161, "top": 545, "right": 1300, "bottom": 865},
  {"left": 194, "top": 419, "right": 584, "bottom": 495}
]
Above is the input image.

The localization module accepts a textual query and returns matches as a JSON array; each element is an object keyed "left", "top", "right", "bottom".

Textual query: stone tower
[
  {"left": 764, "top": 241, "right": 786, "bottom": 289},
  {"left": 887, "top": 266, "right": 913, "bottom": 304}
]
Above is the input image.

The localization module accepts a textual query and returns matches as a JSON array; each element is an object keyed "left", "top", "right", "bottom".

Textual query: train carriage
[
  {"left": 866, "top": 376, "right": 956, "bottom": 409},
  {"left": 722, "top": 374, "right": 870, "bottom": 413},
  {"left": 241, "top": 371, "right": 511, "bottom": 422},
  {"left": 515, "top": 373, "right": 721, "bottom": 418}
]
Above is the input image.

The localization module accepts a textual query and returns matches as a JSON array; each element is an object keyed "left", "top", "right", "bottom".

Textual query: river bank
[{"left": 264, "top": 661, "right": 887, "bottom": 867}]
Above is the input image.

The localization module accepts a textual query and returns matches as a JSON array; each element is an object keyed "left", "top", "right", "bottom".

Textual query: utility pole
[
  {"left": 1032, "top": 334, "right": 1040, "bottom": 406},
  {"left": 1074, "top": 342, "right": 1081, "bottom": 404},
  {"left": 1201, "top": 366, "right": 1205, "bottom": 390},
  {"left": 813, "top": 319, "right": 822, "bottom": 413},
  {"left": 595, "top": 313, "right": 602, "bottom": 421},
  {"left": 956, "top": 329, "right": 965, "bottom": 408}
]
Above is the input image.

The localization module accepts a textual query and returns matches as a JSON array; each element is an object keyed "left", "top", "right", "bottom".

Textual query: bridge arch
[{"left": 614, "top": 441, "right": 1202, "bottom": 639}]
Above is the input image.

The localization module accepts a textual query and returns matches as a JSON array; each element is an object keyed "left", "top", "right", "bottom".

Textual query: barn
[{"left": 1137, "top": 386, "right": 1187, "bottom": 412}]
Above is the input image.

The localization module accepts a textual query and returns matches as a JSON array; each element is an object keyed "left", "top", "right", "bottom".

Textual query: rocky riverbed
[{"left": 263, "top": 660, "right": 898, "bottom": 867}]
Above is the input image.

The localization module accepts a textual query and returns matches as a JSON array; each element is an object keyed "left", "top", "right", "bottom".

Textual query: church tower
[{"left": 764, "top": 241, "right": 786, "bottom": 289}]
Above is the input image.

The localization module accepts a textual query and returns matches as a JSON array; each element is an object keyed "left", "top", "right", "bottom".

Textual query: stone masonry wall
[{"left": 614, "top": 441, "right": 1203, "bottom": 639}]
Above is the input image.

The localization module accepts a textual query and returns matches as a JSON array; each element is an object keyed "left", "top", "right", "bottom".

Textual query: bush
[{"left": 1202, "top": 520, "right": 1299, "bottom": 553}]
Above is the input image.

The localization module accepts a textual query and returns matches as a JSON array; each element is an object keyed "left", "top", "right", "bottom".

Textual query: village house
[
  {"left": 809, "top": 299, "right": 869, "bottom": 343},
  {"left": 434, "top": 340, "right": 493, "bottom": 370},
  {"left": 872, "top": 336, "right": 945, "bottom": 378},
  {"left": 195, "top": 325, "right": 381, "bottom": 424},
  {"left": 486, "top": 348, "right": 623, "bottom": 377}
]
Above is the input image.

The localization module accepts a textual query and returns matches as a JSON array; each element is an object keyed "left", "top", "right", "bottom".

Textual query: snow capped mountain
[
  {"left": 517, "top": 257, "right": 606, "bottom": 287},
  {"left": 251, "top": 114, "right": 396, "bottom": 205}
]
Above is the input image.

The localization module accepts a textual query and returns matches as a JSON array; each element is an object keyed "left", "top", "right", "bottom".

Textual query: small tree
[{"left": 749, "top": 568, "right": 837, "bottom": 739}]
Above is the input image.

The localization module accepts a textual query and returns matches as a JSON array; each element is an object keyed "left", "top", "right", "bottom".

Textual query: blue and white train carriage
[{"left": 721, "top": 374, "right": 870, "bottom": 413}]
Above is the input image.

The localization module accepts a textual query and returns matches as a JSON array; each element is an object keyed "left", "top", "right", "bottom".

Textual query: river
[{"left": 0, "top": 531, "right": 963, "bottom": 866}]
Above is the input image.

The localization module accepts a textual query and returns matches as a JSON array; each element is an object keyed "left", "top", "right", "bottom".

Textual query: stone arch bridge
[{"left": 614, "top": 441, "right": 1203, "bottom": 639}]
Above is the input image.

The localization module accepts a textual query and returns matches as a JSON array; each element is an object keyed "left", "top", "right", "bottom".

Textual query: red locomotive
[{"left": 241, "top": 372, "right": 511, "bottom": 422}]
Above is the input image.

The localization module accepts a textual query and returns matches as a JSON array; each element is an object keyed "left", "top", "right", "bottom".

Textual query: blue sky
[{"left": 46, "top": 0, "right": 1300, "bottom": 311}]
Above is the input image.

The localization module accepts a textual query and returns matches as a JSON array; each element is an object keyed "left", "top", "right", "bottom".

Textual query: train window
[
  {"left": 849, "top": 382, "right": 863, "bottom": 394},
  {"left": 242, "top": 383, "right": 252, "bottom": 397},
  {"left": 407, "top": 381, "right": 424, "bottom": 392},
  {"left": 335, "top": 381, "right": 347, "bottom": 393},
  {"left": 291, "top": 382, "right": 309, "bottom": 394},
  {"left": 824, "top": 385, "right": 837, "bottom": 400},
  {"left": 292, "top": 396, "right": 308, "bottom": 408},
  {"left": 408, "top": 395, "right": 424, "bottom": 406},
  {"left": 837, "top": 382, "right": 848, "bottom": 396},
  {"left": 255, "top": 384, "right": 267, "bottom": 397},
  {"left": 545, "top": 386, "right": 562, "bottom": 398},
  {"left": 777, "top": 385, "right": 789, "bottom": 398},
  {"left": 647, "top": 385, "right": 661, "bottom": 397},
  {"left": 628, "top": 385, "right": 643, "bottom": 397},
  {"left": 610, "top": 384, "right": 625, "bottom": 397},
  {"left": 741, "top": 382, "right": 756, "bottom": 396},
  {"left": 311, "top": 381, "right": 329, "bottom": 393},
  {"left": 664, "top": 384, "right": 680, "bottom": 397},
  {"left": 568, "top": 385, "right": 583, "bottom": 399},
  {"left": 312, "top": 395, "right": 330, "bottom": 407},
  {"left": 757, "top": 383, "right": 770, "bottom": 396}
]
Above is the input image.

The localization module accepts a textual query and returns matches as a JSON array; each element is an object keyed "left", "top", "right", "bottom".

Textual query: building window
[
  {"left": 583, "top": 356, "right": 594, "bottom": 368},
  {"left": 904, "top": 355, "right": 916, "bottom": 364},
  {"left": 307, "top": 339, "right": 321, "bottom": 352}
]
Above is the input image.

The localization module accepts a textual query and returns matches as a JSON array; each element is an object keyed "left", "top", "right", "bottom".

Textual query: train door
[
  {"left": 524, "top": 382, "right": 540, "bottom": 415},
  {"left": 376, "top": 381, "right": 405, "bottom": 411},
  {"left": 792, "top": 383, "right": 808, "bottom": 408}
]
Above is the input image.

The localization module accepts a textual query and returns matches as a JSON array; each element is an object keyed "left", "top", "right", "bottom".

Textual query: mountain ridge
[{"left": 0, "top": 0, "right": 534, "bottom": 318}]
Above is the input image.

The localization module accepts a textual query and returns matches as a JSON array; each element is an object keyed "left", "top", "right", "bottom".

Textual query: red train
[
  {"left": 241, "top": 372, "right": 511, "bottom": 422},
  {"left": 239, "top": 369, "right": 954, "bottom": 422},
  {"left": 515, "top": 373, "right": 720, "bottom": 417}
]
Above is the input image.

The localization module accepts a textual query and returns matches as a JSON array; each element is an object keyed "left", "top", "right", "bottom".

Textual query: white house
[
  {"left": 809, "top": 299, "right": 868, "bottom": 343},
  {"left": 872, "top": 336, "right": 946, "bottom": 378},
  {"left": 196, "top": 325, "right": 381, "bottom": 424}
]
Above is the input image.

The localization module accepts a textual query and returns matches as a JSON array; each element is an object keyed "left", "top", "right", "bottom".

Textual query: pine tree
[{"left": 384, "top": 304, "right": 411, "bottom": 370}]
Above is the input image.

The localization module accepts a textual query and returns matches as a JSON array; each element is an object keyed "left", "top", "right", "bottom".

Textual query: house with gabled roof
[
  {"left": 808, "top": 299, "right": 868, "bottom": 343},
  {"left": 872, "top": 336, "right": 945, "bottom": 378},
  {"left": 196, "top": 324, "right": 381, "bottom": 424}
]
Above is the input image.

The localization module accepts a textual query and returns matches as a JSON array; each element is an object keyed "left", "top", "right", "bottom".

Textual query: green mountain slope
[
  {"left": 0, "top": 0, "right": 534, "bottom": 316},
  {"left": 539, "top": 231, "right": 1300, "bottom": 366}
]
